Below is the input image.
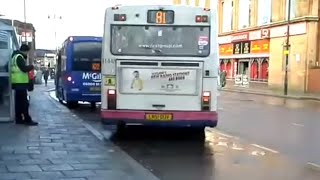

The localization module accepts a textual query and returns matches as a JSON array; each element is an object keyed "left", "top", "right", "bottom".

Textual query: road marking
[
  {"left": 251, "top": 144, "right": 279, "bottom": 154},
  {"left": 231, "top": 143, "right": 244, "bottom": 151},
  {"left": 307, "top": 162, "right": 320, "bottom": 171},
  {"left": 251, "top": 150, "right": 266, "bottom": 156},
  {"left": 292, "top": 123, "right": 304, "bottom": 127},
  {"left": 216, "top": 142, "right": 228, "bottom": 147},
  {"left": 213, "top": 130, "right": 234, "bottom": 138}
]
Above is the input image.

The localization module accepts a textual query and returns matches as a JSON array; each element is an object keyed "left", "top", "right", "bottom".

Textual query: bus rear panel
[
  {"left": 101, "top": 5, "right": 218, "bottom": 128},
  {"left": 56, "top": 36, "right": 102, "bottom": 106}
]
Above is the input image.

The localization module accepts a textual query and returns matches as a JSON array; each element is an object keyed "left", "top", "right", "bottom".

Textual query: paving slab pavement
[{"left": 0, "top": 85, "right": 159, "bottom": 180}]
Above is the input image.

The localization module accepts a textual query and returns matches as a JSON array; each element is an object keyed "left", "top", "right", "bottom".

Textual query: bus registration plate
[{"left": 145, "top": 113, "right": 173, "bottom": 121}]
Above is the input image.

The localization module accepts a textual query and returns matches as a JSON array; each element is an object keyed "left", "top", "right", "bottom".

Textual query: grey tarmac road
[
  {"left": 48, "top": 90, "right": 320, "bottom": 180},
  {"left": 218, "top": 91, "right": 320, "bottom": 165}
]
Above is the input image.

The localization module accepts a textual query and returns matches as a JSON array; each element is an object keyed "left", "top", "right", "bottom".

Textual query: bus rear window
[
  {"left": 111, "top": 25, "right": 210, "bottom": 57},
  {"left": 72, "top": 42, "right": 102, "bottom": 71}
]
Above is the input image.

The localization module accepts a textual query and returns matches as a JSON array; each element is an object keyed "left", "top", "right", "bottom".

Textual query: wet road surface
[
  {"left": 48, "top": 90, "right": 320, "bottom": 180},
  {"left": 218, "top": 91, "right": 320, "bottom": 165}
]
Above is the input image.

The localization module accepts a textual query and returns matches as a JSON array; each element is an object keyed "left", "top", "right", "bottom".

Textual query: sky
[{"left": 0, "top": 0, "right": 214, "bottom": 49}]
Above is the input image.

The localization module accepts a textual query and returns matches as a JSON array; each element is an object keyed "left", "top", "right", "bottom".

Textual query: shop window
[
  {"left": 261, "top": 60, "right": 269, "bottom": 81},
  {"left": 226, "top": 61, "right": 232, "bottom": 78},
  {"left": 250, "top": 60, "right": 259, "bottom": 80},
  {"left": 220, "top": 61, "right": 225, "bottom": 71}
]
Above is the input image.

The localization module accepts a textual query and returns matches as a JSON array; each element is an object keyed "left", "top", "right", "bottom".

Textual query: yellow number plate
[{"left": 145, "top": 113, "right": 173, "bottom": 121}]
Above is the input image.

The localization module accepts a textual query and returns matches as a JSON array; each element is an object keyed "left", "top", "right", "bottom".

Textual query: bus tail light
[
  {"left": 201, "top": 91, "right": 211, "bottom": 111},
  {"left": 195, "top": 15, "right": 208, "bottom": 23},
  {"left": 114, "top": 14, "right": 126, "bottom": 21},
  {"left": 66, "top": 76, "right": 75, "bottom": 84},
  {"left": 112, "top": 6, "right": 119, "bottom": 10},
  {"left": 107, "top": 89, "right": 116, "bottom": 109}
]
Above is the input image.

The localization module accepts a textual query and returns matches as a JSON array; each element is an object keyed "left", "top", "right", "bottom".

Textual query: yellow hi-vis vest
[{"left": 10, "top": 54, "right": 29, "bottom": 84}]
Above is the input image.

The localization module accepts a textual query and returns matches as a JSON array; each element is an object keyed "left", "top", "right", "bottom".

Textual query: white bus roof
[
  {"left": 106, "top": 5, "right": 211, "bottom": 13},
  {"left": 105, "top": 5, "right": 212, "bottom": 26}
]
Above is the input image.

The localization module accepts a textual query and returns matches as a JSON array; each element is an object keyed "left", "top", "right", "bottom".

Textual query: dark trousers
[
  {"left": 15, "top": 89, "right": 32, "bottom": 122},
  {"left": 0, "top": 86, "right": 3, "bottom": 104},
  {"left": 44, "top": 78, "right": 48, "bottom": 86}
]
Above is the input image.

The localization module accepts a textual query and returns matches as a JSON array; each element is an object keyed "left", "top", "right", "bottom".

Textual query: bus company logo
[{"left": 82, "top": 72, "right": 102, "bottom": 83}]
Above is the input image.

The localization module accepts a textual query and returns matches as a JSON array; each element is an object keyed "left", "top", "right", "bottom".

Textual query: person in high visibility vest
[{"left": 10, "top": 44, "right": 38, "bottom": 126}]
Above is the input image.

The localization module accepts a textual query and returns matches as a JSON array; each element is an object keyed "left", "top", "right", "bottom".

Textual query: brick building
[{"left": 217, "top": 0, "right": 320, "bottom": 93}]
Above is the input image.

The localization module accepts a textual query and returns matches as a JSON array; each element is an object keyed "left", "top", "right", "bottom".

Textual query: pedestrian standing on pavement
[
  {"left": 43, "top": 67, "right": 49, "bottom": 86},
  {"left": 10, "top": 44, "right": 38, "bottom": 126},
  {"left": 220, "top": 70, "right": 227, "bottom": 88}
]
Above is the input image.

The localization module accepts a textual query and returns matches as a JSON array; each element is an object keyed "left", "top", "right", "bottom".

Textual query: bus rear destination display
[{"left": 147, "top": 10, "right": 174, "bottom": 24}]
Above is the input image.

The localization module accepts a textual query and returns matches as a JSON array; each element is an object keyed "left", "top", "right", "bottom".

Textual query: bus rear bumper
[
  {"left": 66, "top": 92, "right": 101, "bottom": 102},
  {"left": 101, "top": 110, "right": 218, "bottom": 128}
]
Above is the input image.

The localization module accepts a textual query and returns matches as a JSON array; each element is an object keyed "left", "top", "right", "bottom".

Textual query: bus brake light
[
  {"left": 107, "top": 89, "right": 116, "bottom": 109},
  {"left": 195, "top": 15, "right": 208, "bottom": 23},
  {"left": 202, "top": 91, "right": 211, "bottom": 111},
  {"left": 114, "top": 14, "right": 126, "bottom": 21},
  {"left": 202, "top": 15, "right": 208, "bottom": 22},
  {"left": 112, "top": 6, "right": 120, "bottom": 10},
  {"left": 107, "top": 89, "right": 116, "bottom": 95},
  {"left": 195, "top": 16, "right": 202, "bottom": 22}
]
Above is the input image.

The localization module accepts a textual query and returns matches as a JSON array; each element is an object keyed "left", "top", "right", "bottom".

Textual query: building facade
[
  {"left": 0, "top": 18, "right": 36, "bottom": 63},
  {"left": 217, "top": 0, "right": 320, "bottom": 93}
]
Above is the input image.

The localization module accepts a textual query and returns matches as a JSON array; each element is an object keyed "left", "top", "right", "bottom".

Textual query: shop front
[{"left": 219, "top": 31, "right": 270, "bottom": 83}]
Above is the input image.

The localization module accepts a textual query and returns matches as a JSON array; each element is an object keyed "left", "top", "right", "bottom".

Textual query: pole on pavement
[
  {"left": 23, "top": 0, "right": 27, "bottom": 44},
  {"left": 48, "top": 14, "right": 62, "bottom": 53},
  {"left": 284, "top": 0, "right": 291, "bottom": 95}
]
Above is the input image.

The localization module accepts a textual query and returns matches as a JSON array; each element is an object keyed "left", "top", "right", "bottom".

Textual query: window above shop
[
  {"left": 285, "top": 0, "right": 296, "bottom": 20},
  {"left": 257, "top": 0, "right": 272, "bottom": 26},
  {"left": 221, "top": 0, "right": 233, "bottom": 32},
  {"left": 238, "top": 0, "right": 251, "bottom": 29}
]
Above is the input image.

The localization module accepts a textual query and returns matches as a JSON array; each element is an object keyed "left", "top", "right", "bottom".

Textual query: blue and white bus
[{"left": 55, "top": 36, "right": 102, "bottom": 108}]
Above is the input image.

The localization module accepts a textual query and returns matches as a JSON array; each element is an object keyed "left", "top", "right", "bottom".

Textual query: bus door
[{"left": 71, "top": 41, "right": 102, "bottom": 95}]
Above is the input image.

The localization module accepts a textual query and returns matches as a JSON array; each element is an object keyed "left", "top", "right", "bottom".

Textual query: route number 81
[{"left": 156, "top": 11, "right": 166, "bottom": 24}]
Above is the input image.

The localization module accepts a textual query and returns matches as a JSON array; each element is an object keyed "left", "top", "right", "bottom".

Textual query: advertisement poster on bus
[
  {"left": 119, "top": 68, "right": 199, "bottom": 95},
  {"left": 81, "top": 72, "right": 101, "bottom": 92}
]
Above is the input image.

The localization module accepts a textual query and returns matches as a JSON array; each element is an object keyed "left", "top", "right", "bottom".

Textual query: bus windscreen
[
  {"left": 72, "top": 42, "right": 102, "bottom": 71},
  {"left": 111, "top": 25, "right": 210, "bottom": 57}
]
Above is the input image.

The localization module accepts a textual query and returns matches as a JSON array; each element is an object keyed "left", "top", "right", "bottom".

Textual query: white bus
[{"left": 101, "top": 5, "right": 220, "bottom": 133}]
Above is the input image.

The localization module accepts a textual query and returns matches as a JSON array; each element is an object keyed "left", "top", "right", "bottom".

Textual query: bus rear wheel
[
  {"left": 191, "top": 127, "right": 205, "bottom": 140},
  {"left": 116, "top": 123, "right": 126, "bottom": 134},
  {"left": 90, "top": 102, "right": 96, "bottom": 109},
  {"left": 66, "top": 101, "right": 78, "bottom": 109}
]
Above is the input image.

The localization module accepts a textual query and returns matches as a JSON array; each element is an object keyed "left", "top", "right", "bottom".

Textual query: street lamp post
[
  {"left": 48, "top": 14, "right": 62, "bottom": 53},
  {"left": 23, "top": 0, "right": 27, "bottom": 44},
  {"left": 284, "top": 0, "right": 291, "bottom": 95}
]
